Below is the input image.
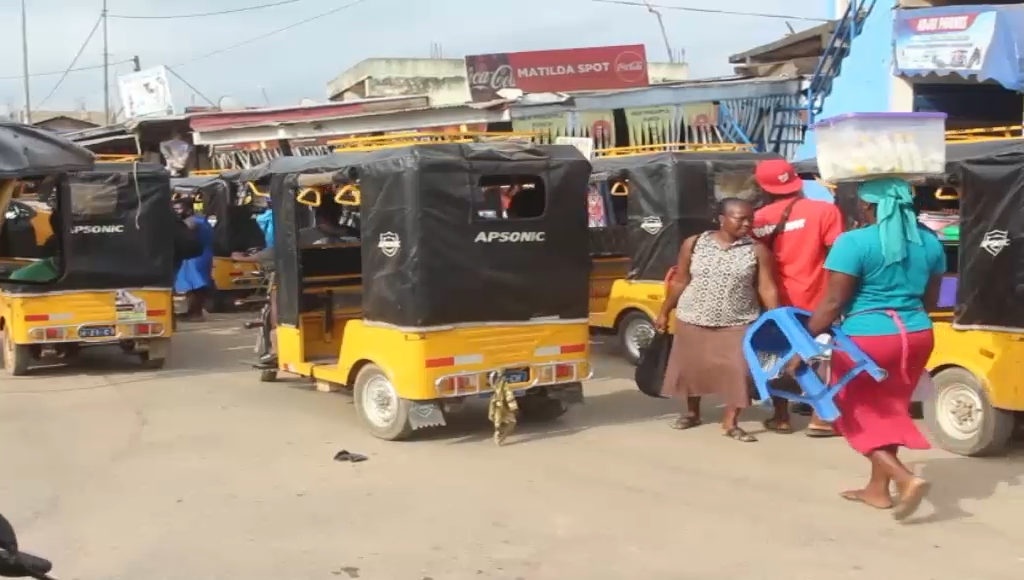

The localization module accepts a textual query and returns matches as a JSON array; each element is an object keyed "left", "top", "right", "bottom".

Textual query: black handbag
[{"left": 634, "top": 332, "right": 671, "bottom": 398}]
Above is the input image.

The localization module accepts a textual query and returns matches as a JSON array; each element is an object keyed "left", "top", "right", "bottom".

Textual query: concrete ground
[{"left": 1, "top": 316, "right": 1022, "bottom": 580}]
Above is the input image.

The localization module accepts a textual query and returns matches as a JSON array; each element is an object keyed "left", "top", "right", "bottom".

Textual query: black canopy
[
  {"left": 5, "top": 162, "right": 176, "bottom": 293},
  {"left": 594, "top": 151, "right": 782, "bottom": 281},
  {"left": 0, "top": 122, "right": 95, "bottom": 179},
  {"left": 271, "top": 144, "right": 593, "bottom": 328}
]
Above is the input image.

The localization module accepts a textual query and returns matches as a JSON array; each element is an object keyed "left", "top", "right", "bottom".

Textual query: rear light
[
  {"left": 24, "top": 314, "right": 49, "bottom": 322},
  {"left": 560, "top": 343, "right": 586, "bottom": 354},
  {"left": 132, "top": 323, "right": 164, "bottom": 337},
  {"left": 437, "top": 375, "right": 478, "bottom": 395},
  {"left": 29, "top": 327, "right": 65, "bottom": 341},
  {"left": 555, "top": 364, "right": 575, "bottom": 379},
  {"left": 147, "top": 309, "right": 167, "bottom": 317},
  {"left": 230, "top": 271, "right": 243, "bottom": 277}
]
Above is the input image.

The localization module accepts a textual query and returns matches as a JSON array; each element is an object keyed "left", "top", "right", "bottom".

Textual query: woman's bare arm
[
  {"left": 658, "top": 235, "right": 697, "bottom": 320},
  {"left": 753, "top": 242, "right": 780, "bottom": 310},
  {"left": 807, "top": 271, "right": 858, "bottom": 336}
]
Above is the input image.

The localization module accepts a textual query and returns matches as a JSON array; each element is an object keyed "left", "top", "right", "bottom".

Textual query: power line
[
  {"left": 35, "top": 14, "right": 104, "bottom": 109},
  {"left": 109, "top": 0, "right": 306, "bottom": 20},
  {"left": 79, "top": 0, "right": 374, "bottom": 106},
  {"left": 171, "top": 0, "right": 372, "bottom": 68},
  {"left": 0, "top": 59, "right": 132, "bottom": 81},
  {"left": 591, "top": 0, "right": 830, "bottom": 22},
  {"left": 165, "top": 66, "right": 217, "bottom": 107}
]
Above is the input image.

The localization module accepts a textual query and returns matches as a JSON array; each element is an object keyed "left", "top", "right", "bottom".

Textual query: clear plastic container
[{"left": 813, "top": 112, "right": 947, "bottom": 182}]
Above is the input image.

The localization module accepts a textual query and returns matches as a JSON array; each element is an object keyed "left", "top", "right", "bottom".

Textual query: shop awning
[{"left": 894, "top": 6, "right": 1024, "bottom": 91}]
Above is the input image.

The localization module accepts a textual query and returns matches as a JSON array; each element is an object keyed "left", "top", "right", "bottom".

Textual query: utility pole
[
  {"left": 102, "top": 0, "right": 110, "bottom": 124},
  {"left": 20, "top": 0, "right": 31, "bottom": 124}
]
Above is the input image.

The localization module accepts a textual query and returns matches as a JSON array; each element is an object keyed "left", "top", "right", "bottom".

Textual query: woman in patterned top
[{"left": 654, "top": 198, "right": 780, "bottom": 442}]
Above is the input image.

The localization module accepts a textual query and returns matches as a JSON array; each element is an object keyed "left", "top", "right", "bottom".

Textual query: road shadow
[
  {"left": 1, "top": 317, "right": 256, "bottom": 389},
  {"left": 901, "top": 449, "right": 1024, "bottom": 525},
  {"left": 414, "top": 386, "right": 672, "bottom": 446},
  {"left": 423, "top": 381, "right": 790, "bottom": 446}
]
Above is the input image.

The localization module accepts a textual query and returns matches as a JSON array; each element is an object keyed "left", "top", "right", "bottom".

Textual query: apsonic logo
[
  {"left": 640, "top": 216, "right": 663, "bottom": 235},
  {"left": 474, "top": 231, "right": 546, "bottom": 243},
  {"left": 378, "top": 232, "right": 401, "bottom": 257},
  {"left": 981, "top": 230, "right": 1010, "bottom": 257},
  {"left": 71, "top": 224, "right": 124, "bottom": 234}
]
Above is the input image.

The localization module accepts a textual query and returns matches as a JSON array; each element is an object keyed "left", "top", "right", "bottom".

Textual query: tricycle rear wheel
[
  {"left": 353, "top": 364, "right": 413, "bottom": 441},
  {"left": 1, "top": 325, "right": 32, "bottom": 376},
  {"left": 924, "top": 367, "right": 1015, "bottom": 457}
]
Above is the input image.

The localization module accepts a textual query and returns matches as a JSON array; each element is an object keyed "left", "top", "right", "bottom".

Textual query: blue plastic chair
[{"left": 742, "top": 307, "right": 886, "bottom": 422}]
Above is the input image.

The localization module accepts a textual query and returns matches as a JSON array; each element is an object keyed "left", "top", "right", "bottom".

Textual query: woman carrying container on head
[
  {"left": 800, "top": 178, "right": 945, "bottom": 521},
  {"left": 654, "top": 198, "right": 781, "bottom": 442}
]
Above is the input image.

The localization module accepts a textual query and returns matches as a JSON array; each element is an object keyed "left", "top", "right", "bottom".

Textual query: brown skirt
[{"left": 661, "top": 321, "right": 751, "bottom": 408}]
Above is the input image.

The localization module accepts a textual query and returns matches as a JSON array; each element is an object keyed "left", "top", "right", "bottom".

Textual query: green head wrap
[{"left": 857, "top": 178, "right": 921, "bottom": 266}]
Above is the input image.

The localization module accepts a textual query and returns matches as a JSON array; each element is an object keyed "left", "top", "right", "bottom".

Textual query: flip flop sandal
[
  {"left": 893, "top": 479, "right": 932, "bottom": 521},
  {"left": 762, "top": 418, "right": 793, "bottom": 434},
  {"left": 806, "top": 426, "right": 839, "bottom": 438},
  {"left": 669, "top": 416, "right": 702, "bottom": 430},
  {"left": 840, "top": 490, "right": 892, "bottom": 510},
  {"left": 723, "top": 427, "right": 758, "bottom": 442}
]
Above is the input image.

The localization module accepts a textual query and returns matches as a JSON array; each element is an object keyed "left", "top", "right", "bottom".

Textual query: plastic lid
[{"left": 813, "top": 111, "right": 948, "bottom": 129}]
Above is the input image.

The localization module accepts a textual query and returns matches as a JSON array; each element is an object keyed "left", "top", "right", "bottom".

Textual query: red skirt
[{"left": 830, "top": 330, "right": 934, "bottom": 455}]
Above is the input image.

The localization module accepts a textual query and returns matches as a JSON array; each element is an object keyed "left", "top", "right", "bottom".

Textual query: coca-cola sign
[
  {"left": 467, "top": 64, "right": 515, "bottom": 92},
  {"left": 465, "top": 44, "right": 649, "bottom": 102}
]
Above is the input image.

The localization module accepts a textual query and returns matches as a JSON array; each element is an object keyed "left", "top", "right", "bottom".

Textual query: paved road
[{"left": 1, "top": 316, "right": 1022, "bottom": 580}]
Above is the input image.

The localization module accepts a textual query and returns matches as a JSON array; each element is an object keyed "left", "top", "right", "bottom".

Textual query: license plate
[
  {"left": 79, "top": 325, "right": 116, "bottom": 339},
  {"left": 504, "top": 367, "right": 530, "bottom": 384}
]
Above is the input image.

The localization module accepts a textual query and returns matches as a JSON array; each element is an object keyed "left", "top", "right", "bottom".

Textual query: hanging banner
[
  {"left": 512, "top": 113, "right": 570, "bottom": 144},
  {"left": 894, "top": 6, "right": 1024, "bottom": 91},
  {"left": 577, "top": 110, "right": 616, "bottom": 150},
  {"left": 681, "top": 103, "right": 718, "bottom": 143},
  {"left": 625, "top": 106, "right": 677, "bottom": 147}
]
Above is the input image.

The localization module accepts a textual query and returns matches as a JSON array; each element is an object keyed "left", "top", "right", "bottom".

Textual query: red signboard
[
  {"left": 465, "top": 44, "right": 648, "bottom": 102},
  {"left": 907, "top": 13, "right": 979, "bottom": 34}
]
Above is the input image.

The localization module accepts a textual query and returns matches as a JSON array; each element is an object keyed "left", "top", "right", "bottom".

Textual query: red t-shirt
[{"left": 753, "top": 198, "right": 844, "bottom": 310}]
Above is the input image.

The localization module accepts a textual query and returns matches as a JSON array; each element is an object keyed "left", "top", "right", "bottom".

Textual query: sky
[{"left": 0, "top": 0, "right": 828, "bottom": 116}]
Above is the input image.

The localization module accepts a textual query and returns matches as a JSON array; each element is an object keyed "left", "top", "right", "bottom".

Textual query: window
[
  {"left": 69, "top": 182, "right": 119, "bottom": 218},
  {"left": 473, "top": 175, "right": 546, "bottom": 220}
]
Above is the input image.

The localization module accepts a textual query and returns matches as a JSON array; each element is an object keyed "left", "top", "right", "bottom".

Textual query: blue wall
[{"left": 798, "top": 1, "right": 897, "bottom": 199}]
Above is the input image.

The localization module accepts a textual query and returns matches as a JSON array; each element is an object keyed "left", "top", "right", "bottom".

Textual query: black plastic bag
[{"left": 634, "top": 332, "right": 671, "bottom": 398}]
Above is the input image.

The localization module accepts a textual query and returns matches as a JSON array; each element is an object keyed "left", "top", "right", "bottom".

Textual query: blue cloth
[
  {"left": 256, "top": 209, "right": 274, "bottom": 249},
  {"left": 174, "top": 215, "right": 214, "bottom": 293},
  {"left": 856, "top": 179, "right": 922, "bottom": 266},
  {"left": 825, "top": 224, "right": 946, "bottom": 336}
]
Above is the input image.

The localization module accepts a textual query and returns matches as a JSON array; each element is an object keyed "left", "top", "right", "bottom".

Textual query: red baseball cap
[{"left": 755, "top": 159, "right": 802, "bottom": 196}]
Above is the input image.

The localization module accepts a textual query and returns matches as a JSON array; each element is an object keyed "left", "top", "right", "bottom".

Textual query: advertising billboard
[
  {"left": 465, "top": 44, "right": 648, "bottom": 101},
  {"left": 118, "top": 66, "right": 175, "bottom": 119}
]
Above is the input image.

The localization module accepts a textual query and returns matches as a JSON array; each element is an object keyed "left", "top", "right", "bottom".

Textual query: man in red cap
[{"left": 752, "top": 158, "right": 844, "bottom": 437}]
